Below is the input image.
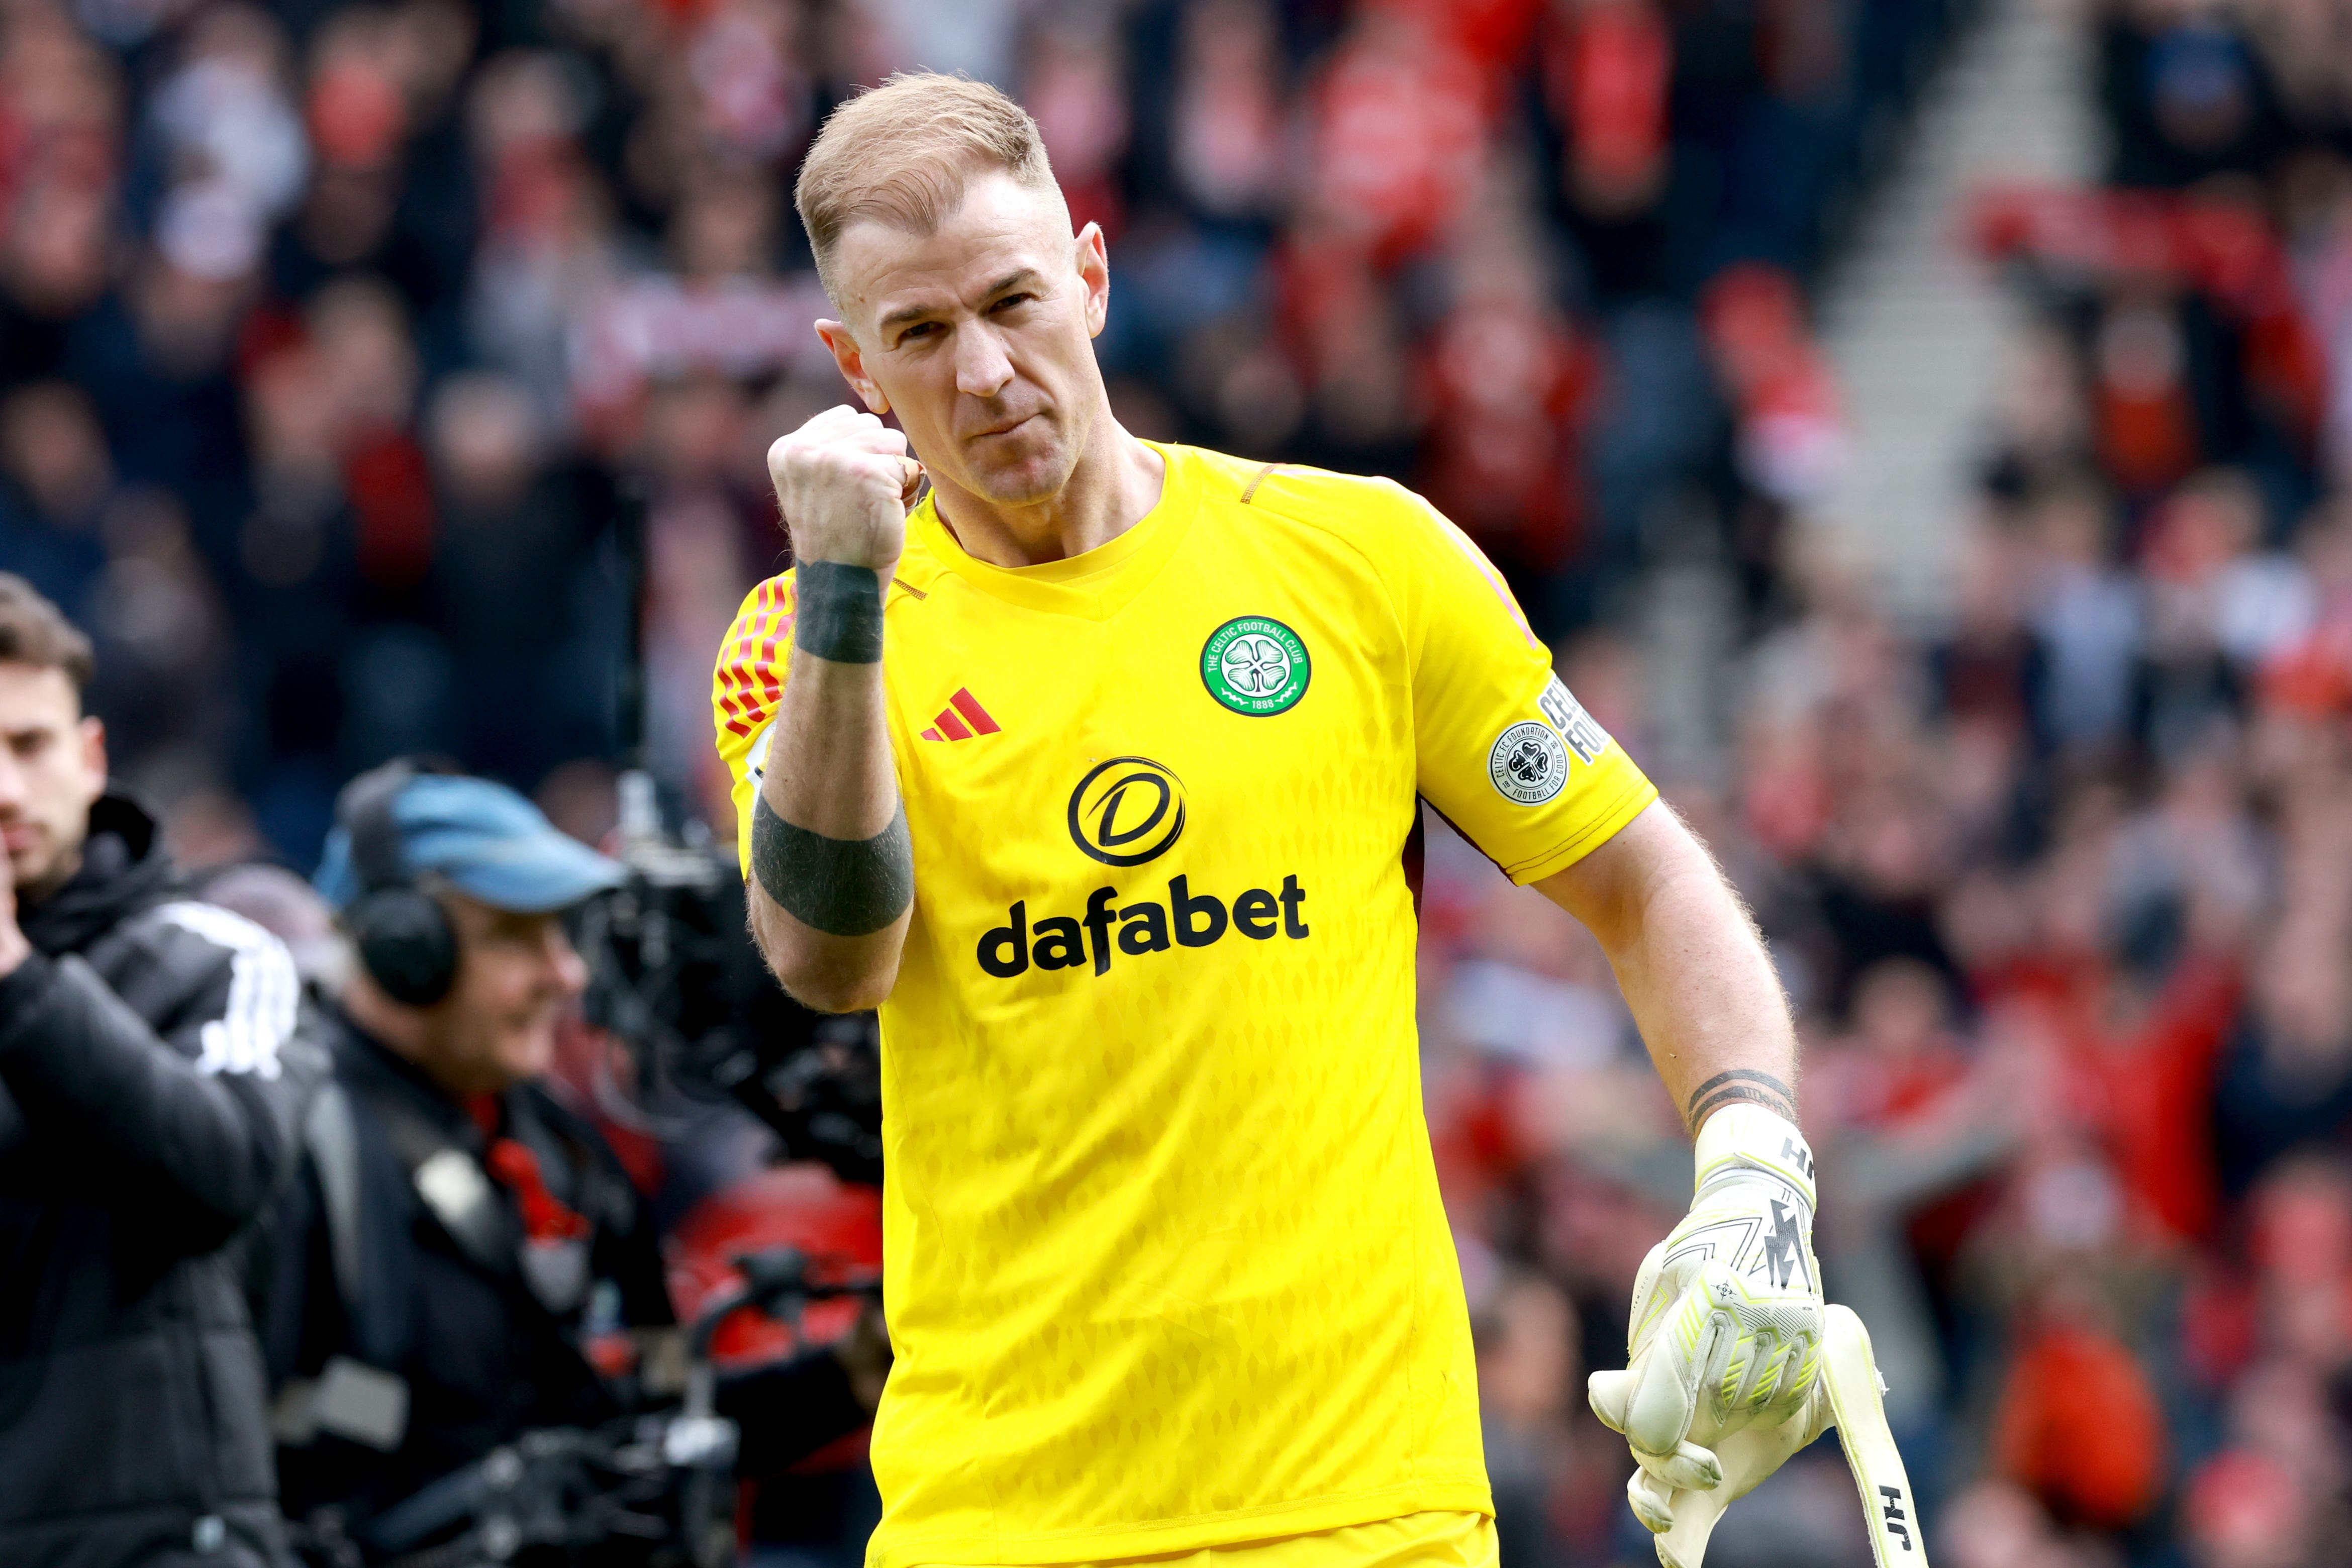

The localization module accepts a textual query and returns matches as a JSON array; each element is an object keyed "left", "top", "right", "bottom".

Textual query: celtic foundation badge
[
  {"left": 1200, "top": 616, "right": 1311, "bottom": 716},
  {"left": 1489, "top": 720, "right": 1571, "bottom": 805}
]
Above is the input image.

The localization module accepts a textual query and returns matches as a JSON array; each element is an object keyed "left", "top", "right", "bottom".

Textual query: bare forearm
[
  {"left": 1605, "top": 861, "right": 1797, "bottom": 1131},
  {"left": 746, "top": 570, "right": 912, "bottom": 1010},
  {"left": 742, "top": 409, "right": 928, "bottom": 1010},
  {"left": 763, "top": 643, "right": 895, "bottom": 840},
  {"left": 1536, "top": 804, "right": 1798, "bottom": 1131}
]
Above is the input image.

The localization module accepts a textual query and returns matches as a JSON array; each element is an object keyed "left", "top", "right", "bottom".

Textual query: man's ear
[
  {"left": 77, "top": 715, "right": 105, "bottom": 799},
  {"left": 815, "top": 320, "right": 890, "bottom": 416},
  {"left": 1075, "top": 222, "right": 1110, "bottom": 340}
]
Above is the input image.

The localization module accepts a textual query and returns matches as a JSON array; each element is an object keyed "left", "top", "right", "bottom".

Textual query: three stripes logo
[{"left": 921, "top": 688, "right": 1002, "bottom": 742}]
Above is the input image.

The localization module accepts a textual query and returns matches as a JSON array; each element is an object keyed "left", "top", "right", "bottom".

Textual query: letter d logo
[{"left": 978, "top": 901, "right": 1029, "bottom": 976}]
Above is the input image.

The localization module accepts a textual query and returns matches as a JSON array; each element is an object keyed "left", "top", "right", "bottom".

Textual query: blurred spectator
[
  {"left": 1991, "top": 1283, "right": 2167, "bottom": 1531},
  {"left": 1477, "top": 1271, "right": 1577, "bottom": 1568},
  {"left": 267, "top": 763, "right": 664, "bottom": 1543},
  {"left": 0, "top": 572, "right": 320, "bottom": 1568},
  {"left": 2182, "top": 1449, "right": 2312, "bottom": 1568},
  {"left": 267, "top": 762, "right": 881, "bottom": 1553},
  {"left": 1938, "top": 1479, "right": 2091, "bottom": 1568},
  {"left": 0, "top": 380, "right": 111, "bottom": 617},
  {"left": 2029, "top": 476, "right": 2142, "bottom": 756}
]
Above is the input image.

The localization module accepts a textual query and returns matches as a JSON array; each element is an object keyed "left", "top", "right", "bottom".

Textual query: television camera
[
  {"left": 327, "top": 1246, "right": 879, "bottom": 1568},
  {"left": 573, "top": 771, "right": 883, "bottom": 1188}
]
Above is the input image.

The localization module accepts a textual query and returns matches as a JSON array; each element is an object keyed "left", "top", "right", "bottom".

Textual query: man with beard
[{"left": 0, "top": 572, "right": 318, "bottom": 1568}]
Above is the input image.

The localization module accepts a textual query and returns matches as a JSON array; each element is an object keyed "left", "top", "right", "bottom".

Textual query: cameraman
[
  {"left": 0, "top": 574, "right": 319, "bottom": 1568},
  {"left": 265, "top": 761, "right": 672, "bottom": 1546},
  {"left": 266, "top": 762, "right": 886, "bottom": 1558}
]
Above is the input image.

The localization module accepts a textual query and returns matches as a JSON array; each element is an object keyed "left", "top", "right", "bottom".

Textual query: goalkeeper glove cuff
[{"left": 1693, "top": 1102, "right": 1815, "bottom": 1211}]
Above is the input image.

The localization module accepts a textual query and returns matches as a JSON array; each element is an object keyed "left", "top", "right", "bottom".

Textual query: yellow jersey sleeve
[
  {"left": 711, "top": 570, "right": 798, "bottom": 875},
  {"left": 1370, "top": 482, "right": 1656, "bottom": 882}
]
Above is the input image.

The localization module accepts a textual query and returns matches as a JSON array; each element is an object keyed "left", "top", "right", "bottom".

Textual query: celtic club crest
[{"left": 1200, "top": 616, "right": 1311, "bottom": 716}]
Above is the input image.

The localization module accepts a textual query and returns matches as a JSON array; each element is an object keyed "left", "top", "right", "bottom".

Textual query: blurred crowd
[
  {"left": 0, "top": 0, "right": 1964, "bottom": 864},
  {"left": 1424, "top": 3, "right": 2352, "bottom": 1567}
]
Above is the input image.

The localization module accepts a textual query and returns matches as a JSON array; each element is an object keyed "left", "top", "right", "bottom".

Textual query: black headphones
[{"left": 336, "top": 758, "right": 458, "bottom": 1008}]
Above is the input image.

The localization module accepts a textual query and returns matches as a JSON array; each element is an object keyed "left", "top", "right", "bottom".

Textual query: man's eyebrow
[{"left": 877, "top": 269, "right": 1045, "bottom": 335}]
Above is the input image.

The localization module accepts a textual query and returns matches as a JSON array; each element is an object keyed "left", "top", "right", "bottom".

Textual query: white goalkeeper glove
[
  {"left": 1596, "top": 1305, "right": 1930, "bottom": 1568},
  {"left": 1588, "top": 1104, "right": 1826, "bottom": 1556}
]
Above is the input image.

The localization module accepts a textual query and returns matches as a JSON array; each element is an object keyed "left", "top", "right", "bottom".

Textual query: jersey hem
[
  {"left": 1500, "top": 775, "right": 1659, "bottom": 886},
  {"left": 870, "top": 1477, "right": 1496, "bottom": 1568}
]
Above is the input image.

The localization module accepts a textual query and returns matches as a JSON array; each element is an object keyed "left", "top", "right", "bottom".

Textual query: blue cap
[{"left": 315, "top": 773, "right": 627, "bottom": 914}]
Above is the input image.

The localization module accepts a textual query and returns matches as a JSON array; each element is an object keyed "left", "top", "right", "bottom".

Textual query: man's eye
[
  {"left": 898, "top": 322, "right": 942, "bottom": 344},
  {"left": 992, "top": 293, "right": 1032, "bottom": 312}
]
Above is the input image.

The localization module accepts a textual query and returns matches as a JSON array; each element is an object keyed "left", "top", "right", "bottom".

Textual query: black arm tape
[
  {"left": 794, "top": 562, "right": 885, "bottom": 663},
  {"left": 750, "top": 793, "right": 912, "bottom": 936}
]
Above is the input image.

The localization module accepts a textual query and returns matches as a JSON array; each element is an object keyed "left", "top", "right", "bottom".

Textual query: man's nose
[
  {"left": 955, "top": 325, "right": 1015, "bottom": 401},
  {"left": 0, "top": 753, "right": 29, "bottom": 813},
  {"left": 542, "top": 925, "right": 590, "bottom": 998}
]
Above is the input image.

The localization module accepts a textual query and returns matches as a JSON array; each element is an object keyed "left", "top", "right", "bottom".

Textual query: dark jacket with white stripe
[{"left": 0, "top": 795, "right": 321, "bottom": 1568}]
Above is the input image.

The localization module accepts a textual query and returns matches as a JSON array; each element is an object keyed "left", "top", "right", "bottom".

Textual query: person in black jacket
[
  {"left": 264, "top": 761, "right": 889, "bottom": 1560},
  {"left": 265, "top": 761, "right": 890, "bottom": 1563},
  {"left": 0, "top": 573, "right": 320, "bottom": 1568},
  {"left": 264, "top": 761, "right": 664, "bottom": 1555}
]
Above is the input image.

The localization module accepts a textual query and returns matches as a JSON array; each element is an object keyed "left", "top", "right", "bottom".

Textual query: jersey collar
[{"left": 905, "top": 441, "right": 1197, "bottom": 622}]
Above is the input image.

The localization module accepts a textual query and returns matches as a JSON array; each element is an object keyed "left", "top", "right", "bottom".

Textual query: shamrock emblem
[
  {"left": 1221, "top": 635, "right": 1291, "bottom": 696},
  {"left": 1201, "top": 615, "right": 1311, "bottom": 715}
]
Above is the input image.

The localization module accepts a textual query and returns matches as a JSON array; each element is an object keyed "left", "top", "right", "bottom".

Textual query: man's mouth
[
  {"left": 970, "top": 412, "right": 1039, "bottom": 441},
  {"left": 0, "top": 827, "right": 39, "bottom": 854}
]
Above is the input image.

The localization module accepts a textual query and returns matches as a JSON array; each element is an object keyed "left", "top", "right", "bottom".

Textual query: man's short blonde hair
[{"left": 795, "top": 72, "right": 1059, "bottom": 305}]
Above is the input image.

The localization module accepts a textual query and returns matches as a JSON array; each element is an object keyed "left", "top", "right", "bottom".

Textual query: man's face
[
  {"left": 821, "top": 171, "right": 1111, "bottom": 509},
  {"left": 0, "top": 662, "right": 104, "bottom": 901},
  {"left": 411, "top": 891, "right": 589, "bottom": 1097}
]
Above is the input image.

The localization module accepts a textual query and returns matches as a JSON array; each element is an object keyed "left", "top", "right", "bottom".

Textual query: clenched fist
[{"left": 766, "top": 406, "right": 926, "bottom": 571}]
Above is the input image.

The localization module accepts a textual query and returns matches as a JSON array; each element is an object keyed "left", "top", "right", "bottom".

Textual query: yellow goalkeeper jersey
[{"left": 711, "top": 443, "right": 1655, "bottom": 1568}]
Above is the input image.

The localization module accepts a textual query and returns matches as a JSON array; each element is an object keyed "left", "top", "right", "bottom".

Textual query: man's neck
[
  {"left": 341, "top": 978, "right": 448, "bottom": 1092},
  {"left": 931, "top": 420, "right": 1166, "bottom": 568}
]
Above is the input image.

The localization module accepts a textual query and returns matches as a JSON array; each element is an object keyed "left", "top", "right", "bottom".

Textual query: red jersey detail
[{"left": 948, "top": 688, "right": 1001, "bottom": 734}]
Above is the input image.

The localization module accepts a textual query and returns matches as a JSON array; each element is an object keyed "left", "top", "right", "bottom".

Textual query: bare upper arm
[{"left": 1529, "top": 799, "right": 1705, "bottom": 953}]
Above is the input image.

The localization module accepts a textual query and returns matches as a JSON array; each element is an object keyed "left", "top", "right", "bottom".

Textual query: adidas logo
[{"left": 921, "top": 688, "right": 1001, "bottom": 742}]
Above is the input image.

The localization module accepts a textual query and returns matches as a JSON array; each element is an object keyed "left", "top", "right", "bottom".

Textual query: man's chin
[
  {"left": 959, "top": 438, "right": 1075, "bottom": 507},
  {"left": 493, "top": 1024, "right": 558, "bottom": 1089},
  {"left": 8, "top": 842, "right": 63, "bottom": 900}
]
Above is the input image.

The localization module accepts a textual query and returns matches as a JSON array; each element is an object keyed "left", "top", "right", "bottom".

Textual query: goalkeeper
[{"left": 715, "top": 71, "right": 1832, "bottom": 1568}]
